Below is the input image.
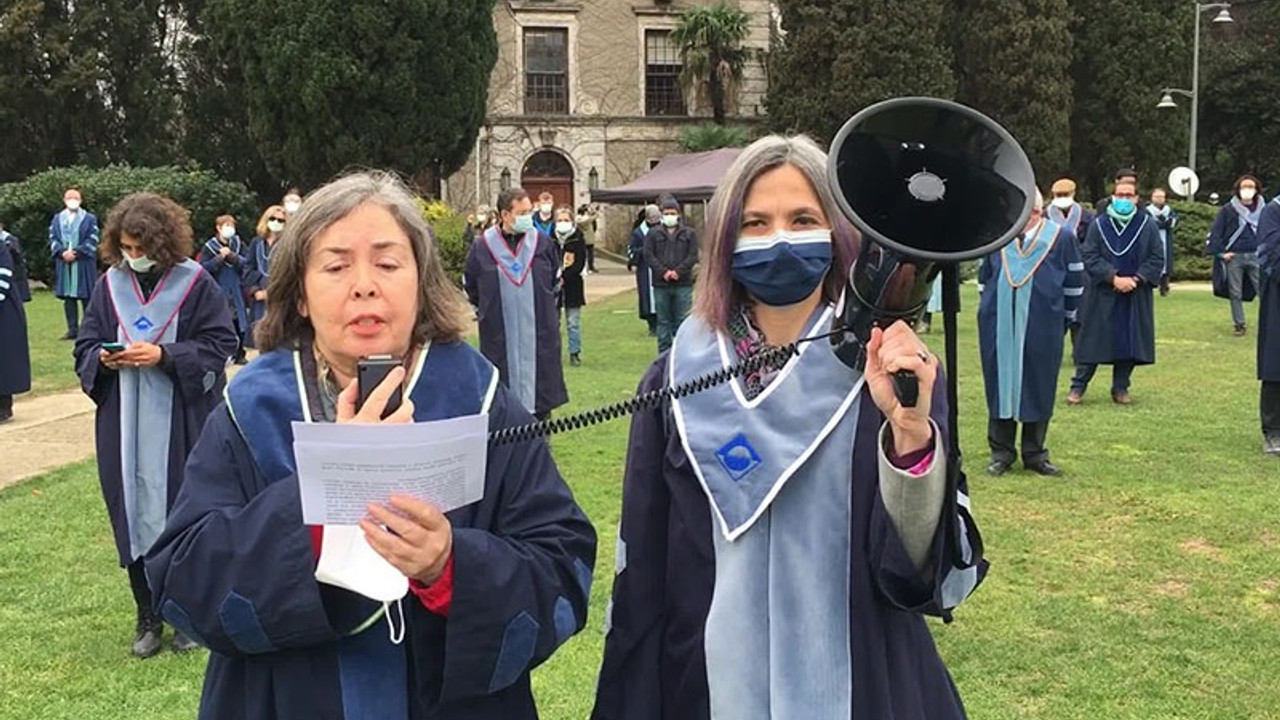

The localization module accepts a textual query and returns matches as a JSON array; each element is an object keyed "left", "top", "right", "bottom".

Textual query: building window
[
  {"left": 645, "top": 30, "right": 685, "bottom": 116},
  {"left": 524, "top": 27, "right": 568, "bottom": 115}
]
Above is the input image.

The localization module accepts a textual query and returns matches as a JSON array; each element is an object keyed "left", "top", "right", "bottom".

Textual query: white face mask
[
  {"left": 127, "top": 255, "right": 156, "bottom": 273},
  {"left": 661, "top": 214, "right": 679, "bottom": 227},
  {"left": 266, "top": 219, "right": 285, "bottom": 233},
  {"left": 539, "top": 203, "right": 553, "bottom": 215},
  {"left": 219, "top": 225, "right": 236, "bottom": 240},
  {"left": 475, "top": 214, "right": 487, "bottom": 225},
  {"left": 284, "top": 200, "right": 302, "bottom": 214},
  {"left": 1050, "top": 196, "right": 1074, "bottom": 209},
  {"left": 1240, "top": 188, "right": 1257, "bottom": 202},
  {"left": 315, "top": 525, "right": 409, "bottom": 644},
  {"left": 65, "top": 199, "right": 81, "bottom": 211},
  {"left": 555, "top": 220, "right": 574, "bottom": 235}
]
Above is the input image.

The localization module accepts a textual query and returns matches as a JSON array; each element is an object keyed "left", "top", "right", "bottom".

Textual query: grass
[
  {"left": 3, "top": 285, "right": 1279, "bottom": 719},
  {"left": 21, "top": 290, "right": 81, "bottom": 397}
]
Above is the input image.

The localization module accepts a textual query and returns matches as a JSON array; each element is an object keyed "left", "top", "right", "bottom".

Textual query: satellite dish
[{"left": 1168, "top": 166, "right": 1200, "bottom": 198}]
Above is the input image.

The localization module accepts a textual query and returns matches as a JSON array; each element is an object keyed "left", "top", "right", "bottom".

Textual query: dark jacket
[
  {"left": 558, "top": 228, "right": 587, "bottom": 309},
  {"left": 643, "top": 224, "right": 698, "bottom": 286}
]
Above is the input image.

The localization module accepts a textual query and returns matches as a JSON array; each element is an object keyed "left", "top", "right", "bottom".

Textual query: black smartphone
[
  {"left": 102, "top": 342, "right": 126, "bottom": 354},
  {"left": 357, "top": 355, "right": 403, "bottom": 419}
]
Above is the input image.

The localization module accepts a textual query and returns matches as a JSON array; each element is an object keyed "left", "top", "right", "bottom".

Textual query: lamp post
[{"left": 1156, "top": 2, "right": 1233, "bottom": 201}]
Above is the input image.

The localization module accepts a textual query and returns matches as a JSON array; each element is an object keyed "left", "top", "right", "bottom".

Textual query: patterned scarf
[{"left": 727, "top": 304, "right": 786, "bottom": 400}]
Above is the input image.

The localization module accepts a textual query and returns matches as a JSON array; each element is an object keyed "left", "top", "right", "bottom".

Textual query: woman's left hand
[
  {"left": 360, "top": 494, "right": 453, "bottom": 584},
  {"left": 115, "top": 342, "right": 164, "bottom": 368},
  {"left": 865, "top": 321, "right": 936, "bottom": 456}
]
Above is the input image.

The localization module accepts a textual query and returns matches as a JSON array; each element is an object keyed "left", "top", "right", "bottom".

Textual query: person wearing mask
[
  {"left": 464, "top": 203, "right": 493, "bottom": 247},
  {"left": 593, "top": 135, "right": 986, "bottom": 720},
  {"left": 1094, "top": 168, "right": 1141, "bottom": 216},
  {"left": 1068, "top": 178, "right": 1165, "bottom": 405},
  {"left": 576, "top": 203, "right": 599, "bottom": 274},
  {"left": 199, "top": 215, "right": 251, "bottom": 364},
  {"left": 643, "top": 194, "right": 699, "bottom": 352},
  {"left": 0, "top": 224, "right": 31, "bottom": 424},
  {"left": 1256, "top": 193, "right": 1280, "bottom": 455},
  {"left": 1206, "top": 175, "right": 1265, "bottom": 336},
  {"left": 1046, "top": 178, "right": 1095, "bottom": 239},
  {"left": 629, "top": 205, "right": 660, "bottom": 337},
  {"left": 282, "top": 188, "right": 304, "bottom": 218},
  {"left": 464, "top": 187, "right": 568, "bottom": 420},
  {"left": 73, "top": 193, "right": 237, "bottom": 657},
  {"left": 49, "top": 188, "right": 100, "bottom": 339},
  {"left": 555, "top": 206, "right": 587, "bottom": 366},
  {"left": 532, "top": 191, "right": 556, "bottom": 237},
  {"left": 978, "top": 190, "right": 1084, "bottom": 477},
  {"left": 1146, "top": 188, "right": 1178, "bottom": 296},
  {"left": 245, "top": 205, "right": 288, "bottom": 346},
  {"left": 146, "top": 172, "right": 596, "bottom": 719}
]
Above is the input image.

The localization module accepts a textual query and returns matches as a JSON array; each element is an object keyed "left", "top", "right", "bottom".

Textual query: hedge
[{"left": 0, "top": 165, "right": 259, "bottom": 285}]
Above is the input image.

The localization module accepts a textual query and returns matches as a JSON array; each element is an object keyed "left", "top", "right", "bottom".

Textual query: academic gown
[
  {"left": 630, "top": 224, "right": 656, "bottom": 320},
  {"left": 592, "top": 344, "right": 987, "bottom": 720},
  {"left": 73, "top": 263, "right": 237, "bottom": 566},
  {"left": 243, "top": 235, "right": 276, "bottom": 347},
  {"left": 198, "top": 235, "right": 250, "bottom": 335},
  {"left": 48, "top": 209, "right": 99, "bottom": 299},
  {"left": 144, "top": 342, "right": 597, "bottom": 720},
  {"left": 978, "top": 222, "right": 1084, "bottom": 422},
  {"left": 1074, "top": 214, "right": 1164, "bottom": 366},
  {"left": 1257, "top": 199, "right": 1280, "bottom": 382},
  {"left": 0, "top": 234, "right": 31, "bottom": 395},
  {"left": 464, "top": 228, "right": 568, "bottom": 416}
]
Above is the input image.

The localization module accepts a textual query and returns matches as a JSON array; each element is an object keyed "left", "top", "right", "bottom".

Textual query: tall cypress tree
[
  {"left": 954, "top": 0, "right": 1073, "bottom": 187},
  {"left": 767, "top": 0, "right": 956, "bottom": 143}
]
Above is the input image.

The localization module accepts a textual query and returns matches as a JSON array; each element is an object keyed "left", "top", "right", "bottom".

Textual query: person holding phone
[
  {"left": 72, "top": 194, "right": 238, "bottom": 658},
  {"left": 146, "top": 171, "right": 596, "bottom": 720},
  {"left": 592, "top": 135, "right": 986, "bottom": 720}
]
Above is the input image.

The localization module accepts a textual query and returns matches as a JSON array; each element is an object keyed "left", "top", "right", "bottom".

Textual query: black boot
[
  {"left": 132, "top": 609, "right": 163, "bottom": 659},
  {"left": 172, "top": 631, "right": 201, "bottom": 653}
]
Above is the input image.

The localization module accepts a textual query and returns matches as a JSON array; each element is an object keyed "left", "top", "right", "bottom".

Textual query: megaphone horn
[{"left": 826, "top": 97, "right": 1037, "bottom": 404}]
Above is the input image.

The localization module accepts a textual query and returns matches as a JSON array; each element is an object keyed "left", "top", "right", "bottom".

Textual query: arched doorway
[{"left": 521, "top": 151, "right": 574, "bottom": 209}]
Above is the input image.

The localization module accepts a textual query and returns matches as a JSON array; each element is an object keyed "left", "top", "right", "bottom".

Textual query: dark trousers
[
  {"left": 1071, "top": 360, "right": 1135, "bottom": 393},
  {"left": 63, "top": 297, "right": 88, "bottom": 334},
  {"left": 127, "top": 559, "right": 157, "bottom": 619},
  {"left": 585, "top": 244, "right": 596, "bottom": 271},
  {"left": 1263, "top": 381, "right": 1280, "bottom": 435},
  {"left": 988, "top": 418, "right": 1050, "bottom": 466},
  {"left": 0, "top": 393, "right": 12, "bottom": 419}
]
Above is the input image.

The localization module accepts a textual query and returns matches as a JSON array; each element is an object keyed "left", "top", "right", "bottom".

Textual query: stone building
[{"left": 443, "top": 0, "right": 773, "bottom": 252}]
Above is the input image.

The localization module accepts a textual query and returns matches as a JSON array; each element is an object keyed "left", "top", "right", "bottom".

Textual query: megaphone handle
[{"left": 891, "top": 370, "right": 919, "bottom": 408}]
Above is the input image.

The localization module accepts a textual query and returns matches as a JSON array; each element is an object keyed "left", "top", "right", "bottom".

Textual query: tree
[
  {"left": 767, "top": 0, "right": 956, "bottom": 143},
  {"left": 202, "top": 0, "right": 498, "bottom": 193},
  {"left": 672, "top": 2, "right": 751, "bottom": 125},
  {"left": 954, "top": 0, "right": 1073, "bottom": 186}
]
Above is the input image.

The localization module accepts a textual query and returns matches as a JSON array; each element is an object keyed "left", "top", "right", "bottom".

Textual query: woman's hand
[
  {"left": 864, "top": 321, "right": 936, "bottom": 456},
  {"left": 254, "top": 289, "right": 267, "bottom": 301},
  {"left": 360, "top": 495, "right": 453, "bottom": 584},
  {"left": 336, "top": 366, "right": 415, "bottom": 424},
  {"left": 110, "top": 342, "right": 163, "bottom": 368}
]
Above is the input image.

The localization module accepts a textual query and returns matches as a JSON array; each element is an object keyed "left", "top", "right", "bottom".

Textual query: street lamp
[{"left": 1156, "top": 1, "right": 1233, "bottom": 200}]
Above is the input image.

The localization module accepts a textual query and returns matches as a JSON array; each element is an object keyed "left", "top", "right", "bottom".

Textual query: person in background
[
  {"left": 1206, "top": 175, "right": 1265, "bottom": 336},
  {"left": 49, "top": 187, "right": 99, "bottom": 339},
  {"left": 643, "top": 194, "right": 699, "bottom": 353},
  {"left": 629, "top": 205, "right": 660, "bottom": 337},
  {"left": 282, "top": 188, "right": 303, "bottom": 218},
  {"left": 593, "top": 134, "right": 986, "bottom": 720},
  {"left": 1068, "top": 178, "right": 1164, "bottom": 405},
  {"left": 245, "top": 205, "right": 288, "bottom": 346},
  {"left": 918, "top": 275, "right": 942, "bottom": 334},
  {"left": 146, "top": 171, "right": 596, "bottom": 719},
  {"left": 73, "top": 193, "right": 237, "bottom": 658},
  {"left": 1046, "top": 178, "right": 1095, "bottom": 239},
  {"left": 532, "top": 191, "right": 556, "bottom": 236},
  {"left": 464, "top": 203, "right": 493, "bottom": 247},
  {"left": 1146, "top": 188, "right": 1178, "bottom": 296},
  {"left": 199, "top": 215, "right": 251, "bottom": 364},
  {"left": 556, "top": 205, "right": 587, "bottom": 366},
  {"left": 576, "top": 203, "right": 599, "bottom": 274},
  {"left": 465, "top": 187, "right": 568, "bottom": 420},
  {"left": 0, "top": 223, "right": 31, "bottom": 424},
  {"left": 977, "top": 190, "right": 1084, "bottom": 477},
  {"left": 1094, "top": 168, "right": 1141, "bottom": 216},
  {"left": 1256, "top": 192, "right": 1280, "bottom": 456}
]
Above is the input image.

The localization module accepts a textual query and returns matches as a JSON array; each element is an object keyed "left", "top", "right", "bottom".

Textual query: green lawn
[
  {"left": 21, "top": 290, "right": 80, "bottom": 396},
  {"left": 3, "top": 286, "right": 1278, "bottom": 720}
]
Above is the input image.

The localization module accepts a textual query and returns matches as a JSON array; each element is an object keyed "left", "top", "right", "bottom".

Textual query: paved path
[{"left": 0, "top": 257, "right": 638, "bottom": 491}]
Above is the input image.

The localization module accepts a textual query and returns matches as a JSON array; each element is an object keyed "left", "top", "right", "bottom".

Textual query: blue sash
[
  {"left": 56, "top": 210, "right": 87, "bottom": 297},
  {"left": 105, "top": 260, "right": 203, "bottom": 559},
  {"left": 482, "top": 227, "right": 540, "bottom": 411},
  {"left": 1046, "top": 202, "right": 1082, "bottom": 235},
  {"left": 995, "top": 221, "right": 1060, "bottom": 419},
  {"left": 1226, "top": 197, "right": 1264, "bottom": 251}
]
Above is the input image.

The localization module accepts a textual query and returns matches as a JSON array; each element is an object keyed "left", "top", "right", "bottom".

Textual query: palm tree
[{"left": 671, "top": 2, "right": 751, "bottom": 125}]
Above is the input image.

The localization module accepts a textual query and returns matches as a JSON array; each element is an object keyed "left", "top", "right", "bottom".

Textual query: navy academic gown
[
  {"left": 1257, "top": 199, "right": 1280, "bottom": 382},
  {"left": 1074, "top": 214, "right": 1165, "bottom": 366},
  {"left": 0, "top": 234, "right": 31, "bottom": 395},
  {"left": 592, "top": 358, "right": 985, "bottom": 720},
  {"left": 630, "top": 224, "right": 656, "bottom": 321},
  {"left": 978, "top": 223, "right": 1084, "bottom": 422},
  {"left": 48, "top": 209, "right": 99, "bottom": 299},
  {"left": 243, "top": 235, "right": 277, "bottom": 348},
  {"left": 145, "top": 341, "right": 596, "bottom": 720},
  {"left": 464, "top": 229, "right": 568, "bottom": 416},
  {"left": 73, "top": 265, "right": 237, "bottom": 566},
  {"left": 198, "top": 235, "right": 250, "bottom": 336}
]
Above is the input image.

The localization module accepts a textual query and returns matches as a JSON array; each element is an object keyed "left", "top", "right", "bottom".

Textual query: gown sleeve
[
  {"left": 72, "top": 277, "right": 116, "bottom": 406},
  {"left": 409, "top": 386, "right": 598, "bottom": 709},
  {"left": 463, "top": 241, "right": 481, "bottom": 308},
  {"left": 590, "top": 361, "right": 670, "bottom": 720},
  {"left": 1080, "top": 220, "right": 1114, "bottom": 286},
  {"left": 1062, "top": 231, "right": 1085, "bottom": 328},
  {"left": 1137, "top": 222, "right": 1168, "bottom": 286},
  {"left": 76, "top": 215, "right": 99, "bottom": 257},
  {"left": 160, "top": 276, "right": 237, "bottom": 399},
  {"left": 145, "top": 407, "right": 341, "bottom": 656}
]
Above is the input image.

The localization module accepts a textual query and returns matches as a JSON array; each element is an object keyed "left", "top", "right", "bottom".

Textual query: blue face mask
[
  {"left": 512, "top": 213, "right": 534, "bottom": 234},
  {"left": 730, "top": 229, "right": 833, "bottom": 307},
  {"left": 1110, "top": 197, "right": 1136, "bottom": 217}
]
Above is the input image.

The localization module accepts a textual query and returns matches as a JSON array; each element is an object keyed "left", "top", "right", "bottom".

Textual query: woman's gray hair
[
  {"left": 693, "top": 134, "right": 859, "bottom": 331},
  {"left": 254, "top": 171, "right": 471, "bottom": 351}
]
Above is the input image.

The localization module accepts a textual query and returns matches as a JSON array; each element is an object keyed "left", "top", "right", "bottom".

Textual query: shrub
[
  {"left": 1168, "top": 200, "right": 1217, "bottom": 282},
  {"left": 416, "top": 198, "right": 470, "bottom": 285},
  {"left": 0, "top": 165, "right": 258, "bottom": 284},
  {"left": 678, "top": 123, "right": 753, "bottom": 152}
]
